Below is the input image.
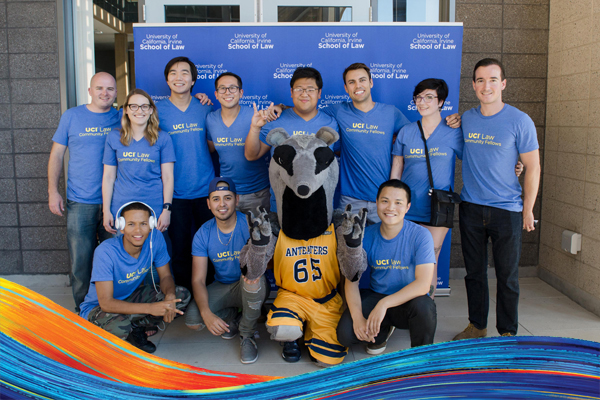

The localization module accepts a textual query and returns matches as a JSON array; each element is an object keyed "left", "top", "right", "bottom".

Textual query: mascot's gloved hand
[
  {"left": 341, "top": 205, "right": 368, "bottom": 248},
  {"left": 240, "top": 206, "right": 276, "bottom": 281},
  {"left": 336, "top": 205, "right": 368, "bottom": 283},
  {"left": 246, "top": 207, "right": 271, "bottom": 246}
]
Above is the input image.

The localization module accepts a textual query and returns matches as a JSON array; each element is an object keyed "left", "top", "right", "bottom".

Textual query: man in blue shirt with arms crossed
[
  {"left": 48, "top": 72, "right": 120, "bottom": 313},
  {"left": 453, "top": 58, "right": 540, "bottom": 340}
]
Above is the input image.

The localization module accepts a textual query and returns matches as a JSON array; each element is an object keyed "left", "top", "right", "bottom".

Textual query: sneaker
[
  {"left": 501, "top": 332, "right": 515, "bottom": 337},
  {"left": 126, "top": 326, "right": 156, "bottom": 353},
  {"left": 221, "top": 313, "right": 241, "bottom": 340},
  {"left": 452, "top": 323, "right": 487, "bottom": 341},
  {"left": 240, "top": 336, "right": 258, "bottom": 364},
  {"left": 281, "top": 340, "right": 301, "bottom": 363},
  {"left": 366, "top": 326, "right": 396, "bottom": 355}
]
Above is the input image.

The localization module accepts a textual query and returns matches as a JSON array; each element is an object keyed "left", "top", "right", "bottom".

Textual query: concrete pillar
[
  {"left": 114, "top": 33, "right": 130, "bottom": 106},
  {"left": 72, "top": 0, "right": 95, "bottom": 105}
]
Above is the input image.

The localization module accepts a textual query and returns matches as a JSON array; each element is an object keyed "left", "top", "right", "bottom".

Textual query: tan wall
[
  {"left": 540, "top": 0, "right": 600, "bottom": 316},
  {"left": 452, "top": 0, "right": 549, "bottom": 273}
]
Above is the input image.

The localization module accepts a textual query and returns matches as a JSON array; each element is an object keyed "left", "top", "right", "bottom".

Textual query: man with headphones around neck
[{"left": 79, "top": 201, "right": 190, "bottom": 353}]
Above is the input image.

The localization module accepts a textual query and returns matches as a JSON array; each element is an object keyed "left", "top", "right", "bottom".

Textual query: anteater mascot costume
[{"left": 240, "top": 126, "right": 368, "bottom": 367}]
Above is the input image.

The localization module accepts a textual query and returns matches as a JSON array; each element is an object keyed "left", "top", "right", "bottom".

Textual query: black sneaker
[
  {"left": 281, "top": 340, "right": 301, "bottom": 362},
  {"left": 126, "top": 325, "right": 157, "bottom": 353}
]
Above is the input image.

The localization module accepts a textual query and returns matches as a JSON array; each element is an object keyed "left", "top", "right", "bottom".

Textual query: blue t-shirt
[
  {"left": 363, "top": 220, "right": 435, "bottom": 296},
  {"left": 192, "top": 211, "right": 250, "bottom": 284},
  {"left": 461, "top": 104, "right": 539, "bottom": 212},
  {"left": 52, "top": 105, "right": 121, "bottom": 204},
  {"left": 259, "top": 108, "right": 340, "bottom": 210},
  {"left": 103, "top": 129, "right": 176, "bottom": 217},
  {"left": 156, "top": 98, "right": 214, "bottom": 199},
  {"left": 392, "top": 120, "right": 463, "bottom": 223},
  {"left": 324, "top": 102, "right": 409, "bottom": 202},
  {"left": 79, "top": 231, "right": 170, "bottom": 319},
  {"left": 206, "top": 106, "right": 270, "bottom": 195}
]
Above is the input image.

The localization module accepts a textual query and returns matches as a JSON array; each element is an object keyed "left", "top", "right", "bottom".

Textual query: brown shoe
[
  {"left": 501, "top": 332, "right": 515, "bottom": 337},
  {"left": 452, "top": 323, "right": 487, "bottom": 340}
]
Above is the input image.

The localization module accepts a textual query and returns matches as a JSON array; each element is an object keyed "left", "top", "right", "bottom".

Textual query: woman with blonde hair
[{"left": 102, "top": 89, "right": 176, "bottom": 234}]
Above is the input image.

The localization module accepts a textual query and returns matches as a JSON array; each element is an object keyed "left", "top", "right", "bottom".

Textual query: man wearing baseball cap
[{"left": 185, "top": 177, "right": 268, "bottom": 364}]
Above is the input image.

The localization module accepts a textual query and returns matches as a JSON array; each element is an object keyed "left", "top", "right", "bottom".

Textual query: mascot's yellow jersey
[{"left": 273, "top": 224, "right": 340, "bottom": 301}]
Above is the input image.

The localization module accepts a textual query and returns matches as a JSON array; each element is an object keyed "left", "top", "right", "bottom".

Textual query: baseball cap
[{"left": 208, "top": 177, "right": 237, "bottom": 195}]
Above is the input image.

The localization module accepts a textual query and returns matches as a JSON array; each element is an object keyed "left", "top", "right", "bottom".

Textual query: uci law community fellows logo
[{"left": 139, "top": 34, "right": 186, "bottom": 51}]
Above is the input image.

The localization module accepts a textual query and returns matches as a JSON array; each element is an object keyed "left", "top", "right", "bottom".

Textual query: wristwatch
[{"left": 163, "top": 203, "right": 172, "bottom": 211}]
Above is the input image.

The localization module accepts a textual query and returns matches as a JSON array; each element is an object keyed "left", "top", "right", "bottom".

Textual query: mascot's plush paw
[
  {"left": 240, "top": 206, "right": 276, "bottom": 281},
  {"left": 246, "top": 207, "right": 271, "bottom": 246},
  {"left": 337, "top": 205, "right": 368, "bottom": 283},
  {"left": 340, "top": 205, "right": 368, "bottom": 248}
]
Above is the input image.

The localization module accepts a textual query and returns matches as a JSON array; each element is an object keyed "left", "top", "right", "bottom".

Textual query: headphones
[
  {"left": 114, "top": 201, "right": 160, "bottom": 293},
  {"left": 114, "top": 201, "right": 157, "bottom": 231}
]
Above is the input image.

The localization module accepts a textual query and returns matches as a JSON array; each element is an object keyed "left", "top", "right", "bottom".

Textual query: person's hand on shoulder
[
  {"left": 445, "top": 113, "right": 461, "bottom": 129},
  {"left": 194, "top": 93, "right": 213, "bottom": 106}
]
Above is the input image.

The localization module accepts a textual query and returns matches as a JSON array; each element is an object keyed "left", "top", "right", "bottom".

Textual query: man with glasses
[
  {"left": 155, "top": 56, "right": 215, "bottom": 292},
  {"left": 244, "top": 67, "right": 340, "bottom": 212},
  {"left": 48, "top": 72, "right": 120, "bottom": 313},
  {"left": 206, "top": 72, "right": 274, "bottom": 213},
  {"left": 453, "top": 58, "right": 540, "bottom": 340}
]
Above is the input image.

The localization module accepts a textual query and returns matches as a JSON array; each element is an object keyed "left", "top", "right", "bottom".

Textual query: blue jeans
[
  {"left": 459, "top": 202, "right": 522, "bottom": 335},
  {"left": 66, "top": 200, "right": 113, "bottom": 313}
]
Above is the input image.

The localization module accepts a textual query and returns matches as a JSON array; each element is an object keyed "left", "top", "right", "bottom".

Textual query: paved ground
[{"left": 15, "top": 277, "right": 600, "bottom": 377}]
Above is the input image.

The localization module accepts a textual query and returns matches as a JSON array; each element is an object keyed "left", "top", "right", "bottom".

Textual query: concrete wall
[
  {"left": 0, "top": 0, "right": 69, "bottom": 275},
  {"left": 450, "top": 0, "right": 549, "bottom": 275},
  {"left": 539, "top": 0, "right": 600, "bottom": 315}
]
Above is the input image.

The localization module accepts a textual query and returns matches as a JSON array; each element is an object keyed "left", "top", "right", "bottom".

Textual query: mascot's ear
[
  {"left": 266, "top": 127, "right": 290, "bottom": 147},
  {"left": 315, "top": 126, "right": 339, "bottom": 146}
]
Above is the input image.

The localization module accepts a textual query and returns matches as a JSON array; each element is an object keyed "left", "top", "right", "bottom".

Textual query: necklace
[{"left": 217, "top": 215, "right": 236, "bottom": 246}]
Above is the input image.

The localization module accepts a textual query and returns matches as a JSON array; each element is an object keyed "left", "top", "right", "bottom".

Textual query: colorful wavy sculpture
[{"left": 1, "top": 277, "right": 599, "bottom": 399}]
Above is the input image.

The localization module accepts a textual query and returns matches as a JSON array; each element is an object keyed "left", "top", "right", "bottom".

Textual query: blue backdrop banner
[{"left": 133, "top": 23, "right": 463, "bottom": 291}]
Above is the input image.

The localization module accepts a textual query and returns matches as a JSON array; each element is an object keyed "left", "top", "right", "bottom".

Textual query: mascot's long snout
[{"left": 266, "top": 126, "right": 340, "bottom": 240}]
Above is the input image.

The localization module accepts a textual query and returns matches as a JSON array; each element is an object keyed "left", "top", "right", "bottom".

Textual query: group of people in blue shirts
[{"left": 47, "top": 56, "right": 539, "bottom": 365}]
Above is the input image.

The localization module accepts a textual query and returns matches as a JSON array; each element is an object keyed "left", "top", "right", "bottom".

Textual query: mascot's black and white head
[{"left": 266, "top": 127, "right": 339, "bottom": 241}]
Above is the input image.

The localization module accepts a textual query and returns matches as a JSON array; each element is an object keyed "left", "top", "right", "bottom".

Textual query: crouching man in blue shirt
[
  {"left": 79, "top": 202, "right": 191, "bottom": 353},
  {"left": 337, "top": 179, "right": 437, "bottom": 355},
  {"left": 185, "top": 177, "right": 268, "bottom": 364}
]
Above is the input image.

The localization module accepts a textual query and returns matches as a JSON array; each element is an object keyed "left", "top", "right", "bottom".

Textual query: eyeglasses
[
  {"left": 127, "top": 104, "right": 152, "bottom": 111},
  {"left": 217, "top": 86, "right": 240, "bottom": 94},
  {"left": 413, "top": 95, "right": 438, "bottom": 103},
  {"left": 292, "top": 87, "right": 319, "bottom": 95}
]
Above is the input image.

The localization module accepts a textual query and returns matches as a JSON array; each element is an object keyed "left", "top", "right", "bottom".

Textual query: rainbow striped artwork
[{"left": 1, "top": 277, "right": 599, "bottom": 399}]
